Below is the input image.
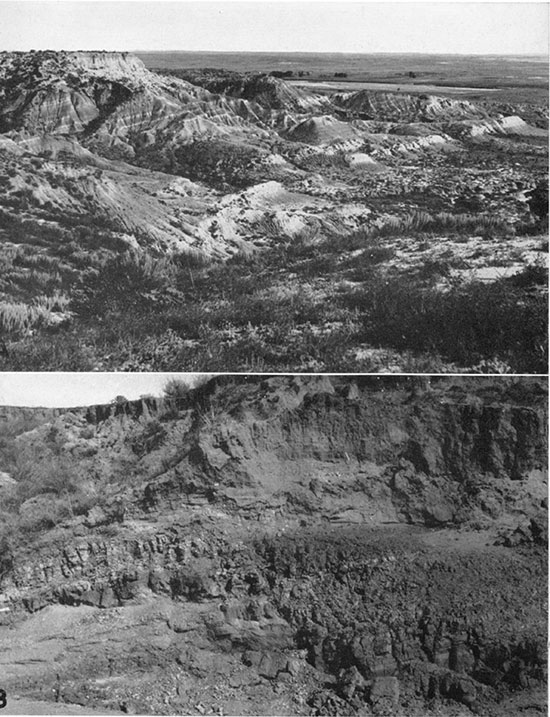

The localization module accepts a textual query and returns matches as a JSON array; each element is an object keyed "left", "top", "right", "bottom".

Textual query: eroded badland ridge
[
  {"left": 0, "top": 51, "right": 547, "bottom": 372},
  {"left": 0, "top": 376, "right": 547, "bottom": 716}
]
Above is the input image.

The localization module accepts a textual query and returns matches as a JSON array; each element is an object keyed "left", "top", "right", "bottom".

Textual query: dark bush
[
  {"left": 346, "top": 275, "right": 547, "bottom": 372},
  {"left": 73, "top": 251, "right": 176, "bottom": 317}
]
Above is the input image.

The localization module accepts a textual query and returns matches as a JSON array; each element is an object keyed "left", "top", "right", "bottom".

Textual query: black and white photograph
[
  {"left": 0, "top": 1, "right": 547, "bottom": 373},
  {"left": 0, "top": 2, "right": 547, "bottom": 716},
  {"left": 0, "top": 373, "right": 547, "bottom": 715}
]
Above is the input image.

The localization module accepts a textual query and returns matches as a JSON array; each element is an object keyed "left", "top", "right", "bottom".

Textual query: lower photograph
[{"left": 0, "top": 373, "right": 546, "bottom": 717}]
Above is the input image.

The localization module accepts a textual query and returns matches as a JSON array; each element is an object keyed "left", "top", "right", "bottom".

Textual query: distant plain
[{"left": 139, "top": 51, "right": 549, "bottom": 102}]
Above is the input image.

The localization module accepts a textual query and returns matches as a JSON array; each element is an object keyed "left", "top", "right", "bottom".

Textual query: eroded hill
[
  {"left": 0, "top": 376, "right": 547, "bottom": 715},
  {"left": 0, "top": 51, "right": 547, "bottom": 371}
]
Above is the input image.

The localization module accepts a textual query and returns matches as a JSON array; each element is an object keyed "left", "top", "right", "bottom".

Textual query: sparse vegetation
[
  {"left": 0, "top": 232, "right": 546, "bottom": 372},
  {"left": 0, "top": 50, "right": 546, "bottom": 373},
  {"left": 0, "top": 416, "right": 96, "bottom": 538}
]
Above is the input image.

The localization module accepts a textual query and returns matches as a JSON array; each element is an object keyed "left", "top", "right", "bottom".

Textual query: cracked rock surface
[{"left": 0, "top": 376, "right": 546, "bottom": 715}]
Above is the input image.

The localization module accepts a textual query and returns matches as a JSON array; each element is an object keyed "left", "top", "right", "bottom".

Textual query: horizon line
[
  {"left": 1, "top": 49, "right": 547, "bottom": 58},
  {"left": 132, "top": 49, "right": 549, "bottom": 57}
]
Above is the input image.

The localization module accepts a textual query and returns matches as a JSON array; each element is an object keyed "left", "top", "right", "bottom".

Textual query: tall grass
[
  {"left": 0, "top": 292, "right": 71, "bottom": 333},
  {"left": 364, "top": 210, "right": 512, "bottom": 239},
  {"left": 73, "top": 250, "right": 178, "bottom": 316}
]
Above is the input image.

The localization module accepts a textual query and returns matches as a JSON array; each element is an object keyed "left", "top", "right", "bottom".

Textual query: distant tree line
[
  {"left": 269, "top": 70, "right": 311, "bottom": 79},
  {"left": 270, "top": 70, "right": 350, "bottom": 79}
]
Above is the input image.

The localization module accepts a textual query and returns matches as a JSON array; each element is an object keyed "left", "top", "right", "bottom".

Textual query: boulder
[
  {"left": 84, "top": 506, "right": 108, "bottom": 528},
  {"left": 257, "top": 652, "right": 288, "bottom": 680}
]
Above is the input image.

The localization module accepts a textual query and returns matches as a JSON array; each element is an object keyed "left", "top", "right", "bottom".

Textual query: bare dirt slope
[{"left": 0, "top": 376, "right": 546, "bottom": 715}]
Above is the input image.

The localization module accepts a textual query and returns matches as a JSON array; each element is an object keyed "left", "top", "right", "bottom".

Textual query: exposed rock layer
[
  {"left": 0, "top": 51, "right": 546, "bottom": 256},
  {"left": 0, "top": 376, "right": 546, "bottom": 716}
]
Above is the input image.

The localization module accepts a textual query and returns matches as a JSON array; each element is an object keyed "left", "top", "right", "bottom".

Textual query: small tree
[
  {"left": 163, "top": 378, "right": 192, "bottom": 402},
  {"left": 112, "top": 395, "right": 128, "bottom": 405}
]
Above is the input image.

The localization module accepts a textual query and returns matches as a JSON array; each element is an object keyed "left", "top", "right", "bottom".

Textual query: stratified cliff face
[
  {"left": 0, "top": 377, "right": 546, "bottom": 716},
  {"left": 63, "top": 51, "right": 148, "bottom": 75},
  {"left": 0, "top": 52, "right": 134, "bottom": 134},
  {"left": 0, "top": 50, "right": 210, "bottom": 137},
  {"left": 0, "top": 405, "right": 62, "bottom": 425},
  {"left": 0, "top": 50, "right": 147, "bottom": 77}
]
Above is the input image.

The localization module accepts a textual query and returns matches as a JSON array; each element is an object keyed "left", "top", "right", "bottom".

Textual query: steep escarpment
[
  {"left": 0, "top": 51, "right": 146, "bottom": 134},
  {"left": 0, "top": 51, "right": 276, "bottom": 164},
  {"left": 0, "top": 376, "right": 546, "bottom": 716}
]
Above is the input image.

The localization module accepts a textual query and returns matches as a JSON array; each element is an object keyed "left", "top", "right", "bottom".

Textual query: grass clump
[
  {"left": 0, "top": 292, "right": 71, "bottom": 334},
  {"left": 73, "top": 251, "right": 178, "bottom": 317},
  {"left": 369, "top": 210, "right": 511, "bottom": 238}
]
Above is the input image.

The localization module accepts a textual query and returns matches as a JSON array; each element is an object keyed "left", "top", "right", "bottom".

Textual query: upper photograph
[{"left": 0, "top": 1, "right": 547, "bottom": 373}]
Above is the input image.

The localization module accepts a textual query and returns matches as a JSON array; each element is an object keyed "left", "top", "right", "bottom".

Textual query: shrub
[
  {"left": 346, "top": 274, "right": 547, "bottom": 372},
  {"left": 0, "top": 518, "right": 18, "bottom": 577},
  {"left": 506, "top": 263, "right": 548, "bottom": 289},
  {"left": 13, "top": 451, "right": 76, "bottom": 503},
  {"left": 129, "top": 418, "right": 168, "bottom": 456},
  {"left": 163, "top": 377, "right": 194, "bottom": 402},
  {"left": 18, "top": 493, "right": 73, "bottom": 532}
]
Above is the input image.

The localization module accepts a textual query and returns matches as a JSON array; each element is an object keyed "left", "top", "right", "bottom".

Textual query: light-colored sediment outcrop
[{"left": 0, "top": 50, "right": 546, "bottom": 258}]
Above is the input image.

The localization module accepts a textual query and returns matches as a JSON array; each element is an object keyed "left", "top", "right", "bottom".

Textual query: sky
[
  {"left": 0, "top": 373, "right": 204, "bottom": 406},
  {"left": 0, "top": 1, "right": 547, "bottom": 55}
]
